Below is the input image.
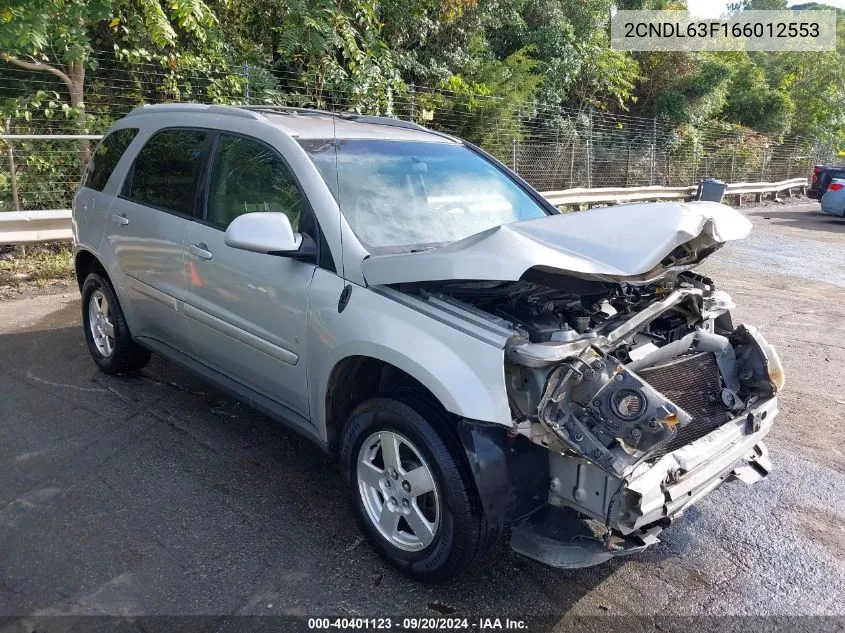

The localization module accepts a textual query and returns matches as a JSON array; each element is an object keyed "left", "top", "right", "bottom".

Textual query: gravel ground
[{"left": 0, "top": 200, "right": 843, "bottom": 627}]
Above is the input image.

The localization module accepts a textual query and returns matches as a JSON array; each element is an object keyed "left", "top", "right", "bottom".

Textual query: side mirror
[{"left": 224, "top": 212, "right": 315, "bottom": 260}]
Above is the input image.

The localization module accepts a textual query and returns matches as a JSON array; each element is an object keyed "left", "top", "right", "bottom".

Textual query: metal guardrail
[
  {"left": 0, "top": 178, "right": 810, "bottom": 246},
  {"left": 0, "top": 210, "right": 73, "bottom": 246},
  {"left": 544, "top": 177, "right": 808, "bottom": 208},
  {"left": 0, "top": 134, "right": 103, "bottom": 141},
  {"left": 724, "top": 177, "right": 808, "bottom": 204},
  {"left": 543, "top": 185, "right": 696, "bottom": 206}
]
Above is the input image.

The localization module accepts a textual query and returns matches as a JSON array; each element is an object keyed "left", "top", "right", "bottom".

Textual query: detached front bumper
[
  {"left": 509, "top": 396, "right": 776, "bottom": 568},
  {"left": 621, "top": 395, "right": 775, "bottom": 533}
]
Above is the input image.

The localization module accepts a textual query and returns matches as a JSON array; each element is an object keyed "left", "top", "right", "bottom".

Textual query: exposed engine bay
[
  {"left": 391, "top": 267, "right": 783, "bottom": 564},
  {"left": 418, "top": 270, "right": 783, "bottom": 476},
  {"left": 367, "top": 201, "right": 781, "bottom": 568}
]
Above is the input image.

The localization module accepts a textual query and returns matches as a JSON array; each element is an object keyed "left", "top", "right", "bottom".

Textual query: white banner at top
[{"left": 610, "top": 10, "right": 837, "bottom": 52}]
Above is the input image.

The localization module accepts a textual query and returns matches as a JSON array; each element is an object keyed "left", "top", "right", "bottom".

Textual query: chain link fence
[{"left": 0, "top": 52, "right": 836, "bottom": 211}]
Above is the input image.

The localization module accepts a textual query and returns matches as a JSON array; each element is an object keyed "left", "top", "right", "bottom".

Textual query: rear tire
[
  {"left": 340, "top": 393, "right": 497, "bottom": 582},
  {"left": 81, "top": 272, "right": 151, "bottom": 374}
]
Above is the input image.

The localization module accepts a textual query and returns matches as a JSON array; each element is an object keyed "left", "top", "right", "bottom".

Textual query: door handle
[
  {"left": 188, "top": 243, "right": 213, "bottom": 261},
  {"left": 112, "top": 213, "right": 129, "bottom": 226}
]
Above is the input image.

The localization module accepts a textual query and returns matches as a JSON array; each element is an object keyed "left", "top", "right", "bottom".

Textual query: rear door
[
  {"left": 182, "top": 132, "right": 316, "bottom": 416},
  {"left": 74, "top": 127, "right": 139, "bottom": 249},
  {"left": 107, "top": 127, "right": 210, "bottom": 348}
]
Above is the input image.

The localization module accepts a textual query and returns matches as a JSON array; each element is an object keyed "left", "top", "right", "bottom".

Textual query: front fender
[{"left": 306, "top": 269, "right": 512, "bottom": 442}]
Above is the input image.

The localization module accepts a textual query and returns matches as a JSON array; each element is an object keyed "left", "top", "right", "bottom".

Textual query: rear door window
[
  {"left": 83, "top": 128, "right": 138, "bottom": 192},
  {"left": 123, "top": 128, "right": 208, "bottom": 217}
]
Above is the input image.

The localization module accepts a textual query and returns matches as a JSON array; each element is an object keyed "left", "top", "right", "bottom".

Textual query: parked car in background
[
  {"left": 72, "top": 104, "right": 784, "bottom": 581},
  {"left": 808, "top": 164, "right": 845, "bottom": 199},
  {"left": 821, "top": 178, "right": 845, "bottom": 218}
]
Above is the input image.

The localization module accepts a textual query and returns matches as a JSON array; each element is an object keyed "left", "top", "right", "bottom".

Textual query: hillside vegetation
[{"left": 0, "top": 0, "right": 842, "bottom": 204}]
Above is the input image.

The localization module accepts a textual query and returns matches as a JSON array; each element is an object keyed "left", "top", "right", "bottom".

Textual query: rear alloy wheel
[
  {"left": 88, "top": 289, "right": 115, "bottom": 358},
  {"left": 341, "top": 395, "right": 497, "bottom": 582},
  {"left": 81, "top": 272, "right": 151, "bottom": 374}
]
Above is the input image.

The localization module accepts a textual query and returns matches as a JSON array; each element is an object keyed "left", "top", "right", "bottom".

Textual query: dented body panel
[
  {"left": 361, "top": 201, "right": 752, "bottom": 286},
  {"left": 382, "top": 265, "right": 783, "bottom": 568}
]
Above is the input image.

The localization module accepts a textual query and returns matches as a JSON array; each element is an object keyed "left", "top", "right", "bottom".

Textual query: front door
[
  {"left": 107, "top": 128, "right": 210, "bottom": 348},
  {"left": 183, "top": 132, "right": 315, "bottom": 416}
]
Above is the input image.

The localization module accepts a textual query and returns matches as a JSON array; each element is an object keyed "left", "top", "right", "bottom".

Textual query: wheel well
[
  {"left": 325, "top": 356, "right": 445, "bottom": 454},
  {"left": 74, "top": 250, "right": 107, "bottom": 289}
]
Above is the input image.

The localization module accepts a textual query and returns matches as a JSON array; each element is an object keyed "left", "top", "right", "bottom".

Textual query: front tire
[
  {"left": 340, "top": 394, "right": 496, "bottom": 582},
  {"left": 81, "top": 272, "right": 150, "bottom": 374}
]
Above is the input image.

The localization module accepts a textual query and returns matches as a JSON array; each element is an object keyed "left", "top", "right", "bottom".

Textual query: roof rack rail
[
  {"left": 236, "top": 105, "right": 334, "bottom": 117},
  {"left": 124, "top": 103, "right": 459, "bottom": 142},
  {"left": 337, "top": 113, "right": 426, "bottom": 132},
  {"left": 338, "top": 113, "right": 460, "bottom": 143},
  {"left": 125, "top": 103, "right": 262, "bottom": 120},
  {"left": 237, "top": 106, "right": 457, "bottom": 141}
]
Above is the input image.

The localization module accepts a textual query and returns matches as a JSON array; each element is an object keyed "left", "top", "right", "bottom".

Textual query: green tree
[
  {"left": 727, "top": 0, "right": 788, "bottom": 11},
  {"left": 273, "top": 0, "right": 404, "bottom": 112},
  {"left": 0, "top": 0, "right": 217, "bottom": 127},
  {"left": 417, "top": 40, "right": 541, "bottom": 158},
  {"left": 723, "top": 59, "right": 794, "bottom": 135}
]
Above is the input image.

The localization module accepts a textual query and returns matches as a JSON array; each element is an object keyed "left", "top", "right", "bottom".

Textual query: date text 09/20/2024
[{"left": 307, "top": 617, "right": 528, "bottom": 630}]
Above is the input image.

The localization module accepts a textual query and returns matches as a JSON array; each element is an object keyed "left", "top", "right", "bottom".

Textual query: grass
[{"left": 0, "top": 242, "right": 74, "bottom": 287}]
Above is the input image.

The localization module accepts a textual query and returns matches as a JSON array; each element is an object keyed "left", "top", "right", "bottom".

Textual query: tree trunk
[{"left": 67, "top": 59, "right": 91, "bottom": 175}]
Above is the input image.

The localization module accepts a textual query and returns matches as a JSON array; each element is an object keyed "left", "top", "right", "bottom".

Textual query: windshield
[{"left": 299, "top": 139, "right": 550, "bottom": 252}]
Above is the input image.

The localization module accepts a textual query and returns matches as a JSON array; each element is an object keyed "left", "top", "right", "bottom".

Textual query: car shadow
[{"left": 1, "top": 317, "right": 696, "bottom": 620}]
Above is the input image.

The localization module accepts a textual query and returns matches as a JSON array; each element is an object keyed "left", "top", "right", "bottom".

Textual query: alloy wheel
[
  {"left": 357, "top": 430, "right": 440, "bottom": 552},
  {"left": 88, "top": 289, "right": 115, "bottom": 357}
]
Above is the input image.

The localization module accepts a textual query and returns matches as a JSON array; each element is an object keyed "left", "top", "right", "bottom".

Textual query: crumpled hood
[{"left": 361, "top": 201, "right": 752, "bottom": 285}]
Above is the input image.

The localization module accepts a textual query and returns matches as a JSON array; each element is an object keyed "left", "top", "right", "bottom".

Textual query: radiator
[{"left": 637, "top": 352, "right": 733, "bottom": 458}]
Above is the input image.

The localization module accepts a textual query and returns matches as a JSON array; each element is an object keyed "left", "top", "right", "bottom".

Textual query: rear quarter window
[
  {"left": 83, "top": 128, "right": 138, "bottom": 192},
  {"left": 122, "top": 128, "right": 208, "bottom": 217}
]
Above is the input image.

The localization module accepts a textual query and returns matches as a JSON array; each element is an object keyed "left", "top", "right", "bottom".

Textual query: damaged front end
[{"left": 397, "top": 267, "right": 784, "bottom": 568}]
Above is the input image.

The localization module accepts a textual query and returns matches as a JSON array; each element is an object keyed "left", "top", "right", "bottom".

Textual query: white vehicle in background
[{"left": 72, "top": 104, "right": 784, "bottom": 581}]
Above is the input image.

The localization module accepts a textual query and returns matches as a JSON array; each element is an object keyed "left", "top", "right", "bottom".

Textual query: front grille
[{"left": 638, "top": 352, "right": 733, "bottom": 458}]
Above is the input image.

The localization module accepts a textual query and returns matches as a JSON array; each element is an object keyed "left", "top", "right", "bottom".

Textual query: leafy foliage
[
  {"left": 272, "top": 0, "right": 404, "bottom": 112},
  {"left": 0, "top": 0, "right": 843, "bottom": 212}
]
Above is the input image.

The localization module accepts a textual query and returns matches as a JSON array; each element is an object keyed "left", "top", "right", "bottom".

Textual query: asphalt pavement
[{"left": 0, "top": 201, "right": 843, "bottom": 624}]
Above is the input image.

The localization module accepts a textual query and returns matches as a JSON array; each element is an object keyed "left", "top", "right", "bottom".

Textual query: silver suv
[{"left": 73, "top": 104, "right": 784, "bottom": 581}]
